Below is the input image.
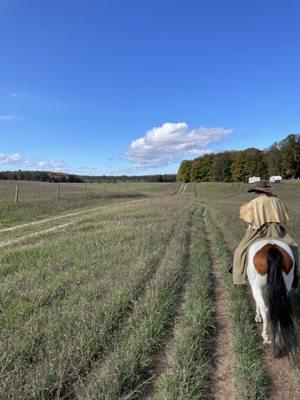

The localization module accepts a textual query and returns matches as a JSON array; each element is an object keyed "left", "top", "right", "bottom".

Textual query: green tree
[
  {"left": 211, "top": 152, "right": 233, "bottom": 182},
  {"left": 264, "top": 145, "right": 283, "bottom": 176},
  {"left": 244, "top": 148, "right": 268, "bottom": 179},
  {"left": 279, "top": 134, "right": 300, "bottom": 178},
  {"left": 190, "top": 157, "right": 203, "bottom": 181},
  {"left": 198, "top": 154, "right": 214, "bottom": 181},
  {"left": 177, "top": 160, "right": 192, "bottom": 182}
]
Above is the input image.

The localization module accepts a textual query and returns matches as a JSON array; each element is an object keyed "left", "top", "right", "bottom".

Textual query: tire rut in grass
[
  {"left": 139, "top": 206, "right": 216, "bottom": 400},
  {"left": 204, "top": 211, "right": 236, "bottom": 400},
  {"left": 0, "top": 221, "right": 75, "bottom": 249},
  {"left": 0, "top": 198, "right": 147, "bottom": 247},
  {"left": 138, "top": 257, "right": 192, "bottom": 400},
  {"left": 137, "top": 208, "right": 195, "bottom": 400}
]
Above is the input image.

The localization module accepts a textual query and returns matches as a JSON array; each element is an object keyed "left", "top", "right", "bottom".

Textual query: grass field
[
  {"left": 0, "top": 180, "right": 179, "bottom": 228},
  {"left": 0, "top": 180, "right": 299, "bottom": 399}
]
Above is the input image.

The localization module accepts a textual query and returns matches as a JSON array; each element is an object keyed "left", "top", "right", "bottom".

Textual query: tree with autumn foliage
[{"left": 177, "top": 134, "right": 300, "bottom": 182}]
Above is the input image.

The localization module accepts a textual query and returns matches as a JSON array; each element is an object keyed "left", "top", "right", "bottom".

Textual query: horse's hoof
[
  {"left": 262, "top": 333, "right": 271, "bottom": 344},
  {"left": 255, "top": 316, "right": 262, "bottom": 323},
  {"left": 263, "top": 337, "right": 272, "bottom": 345}
]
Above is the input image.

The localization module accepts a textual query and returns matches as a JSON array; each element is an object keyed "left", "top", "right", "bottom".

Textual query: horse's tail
[{"left": 267, "top": 247, "right": 297, "bottom": 357}]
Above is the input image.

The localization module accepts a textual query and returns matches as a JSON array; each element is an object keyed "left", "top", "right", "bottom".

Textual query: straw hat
[{"left": 248, "top": 181, "right": 273, "bottom": 195}]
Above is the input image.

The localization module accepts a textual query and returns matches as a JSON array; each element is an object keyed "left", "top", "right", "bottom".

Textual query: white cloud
[
  {"left": 125, "top": 122, "right": 233, "bottom": 169},
  {"left": 0, "top": 152, "right": 66, "bottom": 171},
  {"left": 0, "top": 114, "right": 18, "bottom": 120}
]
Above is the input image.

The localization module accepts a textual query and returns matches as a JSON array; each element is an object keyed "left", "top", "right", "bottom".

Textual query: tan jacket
[{"left": 239, "top": 195, "right": 289, "bottom": 230}]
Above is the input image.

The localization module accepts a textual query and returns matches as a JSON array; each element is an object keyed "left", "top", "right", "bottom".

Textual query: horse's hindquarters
[{"left": 247, "top": 239, "right": 296, "bottom": 357}]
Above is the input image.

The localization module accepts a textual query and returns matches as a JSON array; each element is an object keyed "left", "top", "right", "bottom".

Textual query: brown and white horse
[{"left": 247, "top": 239, "right": 297, "bottom": 357}]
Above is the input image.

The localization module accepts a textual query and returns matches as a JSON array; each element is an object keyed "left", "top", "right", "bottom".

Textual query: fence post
[
  {"left": 84, "top": 182, "right": 87, "bottom": 193},
  {"left": 15, "top": 183, "right": 20, "bottom": 203},
  {"left": 105, "top": 182, "right": 106, "bottom": 192},
  {"left": 56, "top": 183, "right": 60, "bottom": 199}
]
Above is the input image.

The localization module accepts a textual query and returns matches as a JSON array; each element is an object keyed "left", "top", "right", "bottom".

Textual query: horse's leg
[
  {"left": 248, "top": 279, "right": 263, "bottom": 323},
  {"left": 252, "top": 287, "right": 271, "bottom": 344},
  {"left": 255, "top": 302, "right": 262, "bottom": 323}
]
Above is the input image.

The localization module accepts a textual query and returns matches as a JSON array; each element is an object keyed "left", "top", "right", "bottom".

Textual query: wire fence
[
  {"left": 0, "top": 180, "right": 88, "bottom": 202},
  {"left": 0, "top": 180, "right": 171, "bottom": 203}
]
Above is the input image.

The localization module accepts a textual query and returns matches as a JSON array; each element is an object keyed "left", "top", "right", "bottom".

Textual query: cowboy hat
[{"left": 248, "top": 181, "right": 273, "bottom": 194}]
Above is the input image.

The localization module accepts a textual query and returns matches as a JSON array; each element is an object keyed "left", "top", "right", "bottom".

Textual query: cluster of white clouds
[
  {"left": 0, "top": 152, "right": 66, "bottom": 171},
  {"left": 125, "top": 122, "right": 233, "bottom": 169},
  {"left": 1, "top": 120, "right": 232, "bottom": 174}
]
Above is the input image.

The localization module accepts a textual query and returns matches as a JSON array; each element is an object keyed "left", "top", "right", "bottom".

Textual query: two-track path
[
  {"left": 0, "top": 198, "right": 146, "bottom": 249},
  {"left": 139, "top": 206, "right": 236, "bottom": 400}
]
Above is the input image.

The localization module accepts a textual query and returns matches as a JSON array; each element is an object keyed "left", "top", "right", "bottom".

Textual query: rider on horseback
[{"left": 232, "top": 181, "right": 299, "bottom": 288}]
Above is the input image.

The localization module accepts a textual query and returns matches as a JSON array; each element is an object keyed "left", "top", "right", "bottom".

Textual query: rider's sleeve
[
  {"left": 239, "top": 201, "right": 253, "bottom": 225},
  {"left": 275, "top": 198, "right": 290, "bottom": 225}
]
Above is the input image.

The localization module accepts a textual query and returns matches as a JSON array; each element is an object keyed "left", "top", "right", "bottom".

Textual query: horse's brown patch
[{"left": 253, "top": 244, "right": 293, "bottom": 276}]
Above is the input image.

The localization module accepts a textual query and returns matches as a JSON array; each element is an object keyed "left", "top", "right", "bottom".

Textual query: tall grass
[
  {"left": 154, "top": 207, "right": 216, "bottom": 399},
  {"left": 74, "top": 205, "right": 196, "bottom": 399},
  {"left": 0, "top": 197, "right": 190, "bottom": 399}
]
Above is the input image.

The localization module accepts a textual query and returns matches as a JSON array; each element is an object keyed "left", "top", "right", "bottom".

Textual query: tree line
[
  {"left": 177, "top": 134, "right": 300, "bottom": 183},
  {"left": 0, "top": 170, "right": 176, "bottom": 183}
]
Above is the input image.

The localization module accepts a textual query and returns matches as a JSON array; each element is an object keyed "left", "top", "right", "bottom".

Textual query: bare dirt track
[{"left": 204, "top": 212, "right": 236, "bottom": 400}]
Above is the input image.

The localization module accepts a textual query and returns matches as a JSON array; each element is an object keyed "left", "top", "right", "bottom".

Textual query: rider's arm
[{"left": 239, "top": 201, "right": 254, "bottom": 225}]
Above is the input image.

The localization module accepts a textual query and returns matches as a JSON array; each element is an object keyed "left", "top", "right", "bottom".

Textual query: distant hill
[
  {"left": 0, "top": 170, "right": 176, "bottom": 183},
  {"left": 177, "top": 134, "right": 300, "bottom": 182}
]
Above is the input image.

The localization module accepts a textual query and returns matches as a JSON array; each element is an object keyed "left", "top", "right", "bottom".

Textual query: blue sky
[{"left": 0, "top": 0, "right": 299, "bottom": 175}]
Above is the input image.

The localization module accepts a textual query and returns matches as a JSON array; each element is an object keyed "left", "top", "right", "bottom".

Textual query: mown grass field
[{"left": 0, "top": 180, "right": 299, "bottom": 399}]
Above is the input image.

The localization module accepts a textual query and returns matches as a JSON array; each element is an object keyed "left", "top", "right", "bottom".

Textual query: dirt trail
[
  {"left": 0, "top": 221, "right": 75, "bottom": 249},
  {"left": 0, "top": 205, "right": 103, "bottom": 233},
  {"left": 0, "top": 198, "right": 146, "bottom": 234},
  {"left": 0, "top": 199, "right": 147, "bottom": 249},
  {"left": 208, "top": 213, "right": 300, "bottom": 400},
  {"left": 204, "top": 212, "right": 236, "bottom": 400}
]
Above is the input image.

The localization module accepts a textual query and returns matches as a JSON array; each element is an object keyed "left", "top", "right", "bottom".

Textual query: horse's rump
[
  {"left": 251, "top": 240, "right": 294, "bottom": 276},
  {"left": 247, "top": 239, "right": 296, "bottom": 357}
]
